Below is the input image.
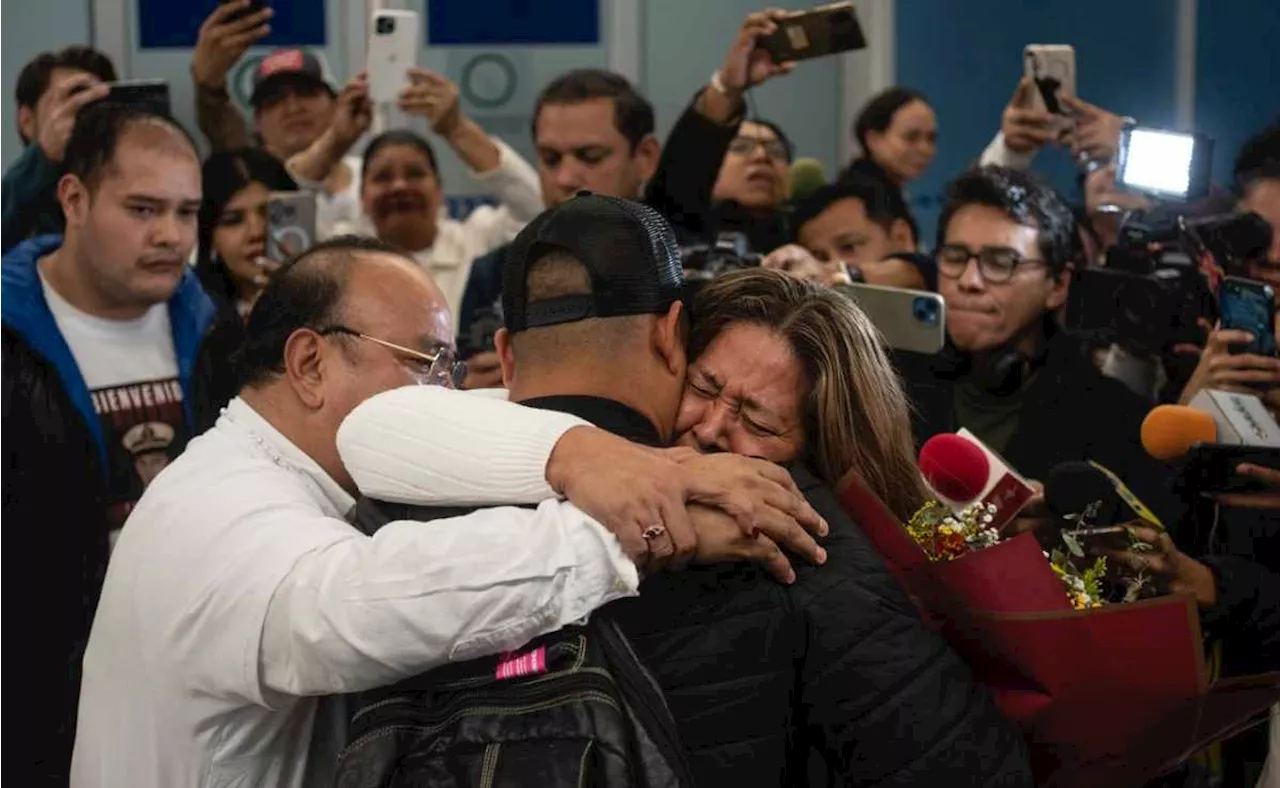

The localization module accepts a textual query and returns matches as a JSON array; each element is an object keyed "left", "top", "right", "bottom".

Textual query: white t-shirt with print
[{"left": 41, "top": 270, "right": 189, "bottom": 535}]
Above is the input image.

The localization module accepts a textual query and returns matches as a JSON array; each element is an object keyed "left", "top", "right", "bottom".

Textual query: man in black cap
[{"left": 346, "top": 192, "right": 1033, "bottom": 786}]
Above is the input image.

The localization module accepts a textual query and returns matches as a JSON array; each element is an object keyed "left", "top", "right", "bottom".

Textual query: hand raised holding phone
[
  {"left": 38, "top": 75, "right": 110, "bottom": 163},
  {"left": 719, "top": 9, "right": 798, "bottom": 97},
  {"left": 1000, "top": 78, "right": 1058, "bottom": 155},
  {"left": 329, "top": 73, "right": 373, "bottom": 150},
  {"left": 194, "top": 1, "right": 274, "bottom": 88},
  {"left": 398, "top": 68, "right": 462, "bottom": 135}
]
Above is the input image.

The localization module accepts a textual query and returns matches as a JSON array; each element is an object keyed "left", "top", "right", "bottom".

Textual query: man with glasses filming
[{"left": 894, "top": 166, "right": 1177, "bottom": 525}]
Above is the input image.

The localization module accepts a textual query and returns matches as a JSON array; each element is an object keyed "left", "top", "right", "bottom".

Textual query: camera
[
  {"left": 1065, "top": 209, "right": 1222, "bottom": 355},
  {"left": 375, "top": 15, "right": 396, "bottom": 35},
  {"left": 680, "top": 232, "right": 762, "bottom": 282}
]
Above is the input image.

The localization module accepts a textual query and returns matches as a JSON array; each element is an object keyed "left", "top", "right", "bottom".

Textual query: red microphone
[
  {"left": 918, "top": 430, "right": 1036, "bottom": 531},
  {"left": 918, "top": 434, "right": 989, "bottom": 503}
]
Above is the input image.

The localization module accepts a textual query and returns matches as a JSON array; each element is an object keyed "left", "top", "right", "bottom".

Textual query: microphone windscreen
[
  {"left": 789, "top": 158, "right": 827, "bottom": 201},
  {"left": 1045, "top": 461, "right": 1120, "bottom": 524},
  {"left": 1141, "top": 405, "right": 1218, "bottom": 461},
  {"left": 918, "top": 433, "right": 990, "bottom": 503}
]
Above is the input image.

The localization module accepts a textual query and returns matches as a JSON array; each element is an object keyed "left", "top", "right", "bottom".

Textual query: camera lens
[
  {"left": 376, "top": 16, "right": 396, "bottom": 35},
  {"left": 912, "top": 297, "right": 940, "bottom": 325}
]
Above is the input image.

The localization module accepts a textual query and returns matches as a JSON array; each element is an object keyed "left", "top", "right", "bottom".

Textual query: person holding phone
[
  {"left": 195, "top": 149, "right": 298, "bottom": 321},
  {"left": 3, "top": 46, "right": 115, "bottom": 251},
  {"left": 289, "top": 67, "right": 541, "bottom": 328},
  {"left": 645, "top": 9, "right": 799, "bottom": 254},
  {"left": 1179, "top": 317, "right": 1280, "bottom": 412},
  {"left": 1234, "top": 121, "right": 1280, "bottom": 291}
]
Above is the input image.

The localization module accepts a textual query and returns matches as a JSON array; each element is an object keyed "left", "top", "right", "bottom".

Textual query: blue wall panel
[
  {"left": 427, "top": 0, "right": 599, "bottom": 45},
  {"left": 138, "top": 0, "right": 326, "bottom": 50},
  {"left": 894, "top": 0, "right": 1178, "bottom": 243},
  {"left": 1193, "top": 0, "right": 1280, "bottom": 192}
]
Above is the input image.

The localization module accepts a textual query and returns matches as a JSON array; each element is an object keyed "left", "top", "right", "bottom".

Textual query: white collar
[{"left": 219, "top": 397, "right": 357, "bottom": 520}]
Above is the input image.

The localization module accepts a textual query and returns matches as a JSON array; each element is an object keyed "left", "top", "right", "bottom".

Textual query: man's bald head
[{"left": 234, "top": 235, "right": 448, "bottom": 389}]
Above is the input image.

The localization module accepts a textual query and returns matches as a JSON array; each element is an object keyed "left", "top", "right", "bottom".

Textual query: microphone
[
  {"left": 1142, "top": 394, "right": 1280, "bottom": 462},
  {"left": 1140, "top": 399, "right": 1279, "bottom": 496},
  {"left": 918, "top": 433, "right": 988, "bottom": 503},
  {"left": 789, "top": 157, "right": 827, "bottom": 201},
  {"left": 1141, "top": 404, "right": 1217, "bottom": 461},
  {"left": 1045, "top": 460, "right": 1166, "bottom": 530},
  {"left": 918, "top": 429, "right": 1036, "bottom": 530}
]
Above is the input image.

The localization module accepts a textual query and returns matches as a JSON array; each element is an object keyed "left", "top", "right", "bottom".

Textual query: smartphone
[
  {"left": 367, "top": 10, "right": 420, "bottom": 104},
  {"left": 833, "top": 282, "right": 946, "bottom": 355},
  {"left": 92, "top": 80, "right": 171, "bottom": 117},
  {"left": 265, "top": 191, "right": 318, "bottom": 263},
  {"left": 1023, "top": 44, "right": 1075, "bottom": 116},
  {"left": 758, "top": 2, "right": 867, "bottom": 63},
  {"left": 1219, "top": 276, "right": 1278, "bottom": 357},
  {"left": 1173, "top": 444, "right": 1280, "bottom": 494},
  {"left": 1115, "top": 126, "right": 1215, "bottom": 202},
  {"left": 220, "top": 0, "right": 268, "bottom": 24}
]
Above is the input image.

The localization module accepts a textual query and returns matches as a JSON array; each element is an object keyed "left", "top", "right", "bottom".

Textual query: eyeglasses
[
  {"left": 318, "top": 326, "right": 467, "bottom": 388},
  {"left": 727, "top": 135, "right": 790, "bottom": 162},
  {"left": 936, "top": 244, "right": 1047, "bottom": 284}
]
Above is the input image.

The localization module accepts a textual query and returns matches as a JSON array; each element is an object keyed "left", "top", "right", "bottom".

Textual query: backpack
[{"left": 333, "top": 498, "right": 694, "bottom": 788}]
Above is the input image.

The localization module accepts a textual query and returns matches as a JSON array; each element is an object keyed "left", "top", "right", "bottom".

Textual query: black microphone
[{"left": 1045, "top": 460, "right": 1166, "bottom": 530}]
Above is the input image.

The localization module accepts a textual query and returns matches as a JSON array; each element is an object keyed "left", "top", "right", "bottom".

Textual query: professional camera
[
  {"left": 680, "top": 232, "right": 762, "bottom": 282},
  {"left": 1065, "top": 205, "right": 1272, "bottom": 355}
]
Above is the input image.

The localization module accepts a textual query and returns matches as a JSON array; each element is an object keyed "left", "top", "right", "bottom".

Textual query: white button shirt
[{"left": 71, "top": 396, "right": 637, "bottom": 788}]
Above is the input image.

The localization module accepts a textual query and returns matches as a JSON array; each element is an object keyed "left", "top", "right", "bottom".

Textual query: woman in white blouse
[{"left": 289, "top": 68, "right": 542, "bottom": 325}]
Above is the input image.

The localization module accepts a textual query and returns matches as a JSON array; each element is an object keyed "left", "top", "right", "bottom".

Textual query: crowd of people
[{"left": 2, "top": 3, "right": 1279, "bottom": 787}]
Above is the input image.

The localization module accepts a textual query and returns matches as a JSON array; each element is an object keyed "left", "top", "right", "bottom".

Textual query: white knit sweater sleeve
[{"left": 336, "top": 386, "right": 589, "bottom": 506}]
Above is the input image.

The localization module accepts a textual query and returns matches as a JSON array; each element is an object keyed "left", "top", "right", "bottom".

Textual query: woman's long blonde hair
[{"left": 689, "top": 269, "right": 928, "bottom": 521}]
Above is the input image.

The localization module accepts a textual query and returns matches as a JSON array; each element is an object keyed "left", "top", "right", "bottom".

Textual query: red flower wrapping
[{"left": 836, "top": 470, "right": 1280, "bottom": 787}]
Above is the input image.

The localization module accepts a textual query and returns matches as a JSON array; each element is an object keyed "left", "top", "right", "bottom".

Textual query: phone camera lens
[
  {"left": 912, "top": 297, "right": 939, "bottom": 325},
  {"left": 376, "top": 16, "right": 396, "bottom": 35}
]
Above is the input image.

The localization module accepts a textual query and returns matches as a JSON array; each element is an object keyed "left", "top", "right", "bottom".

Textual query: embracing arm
[
  {"left": 258, "top": 500, "right": 638, "bottom": 697},
  {"left": 337, "top": 386, "right": 586, "bottom": 506}
]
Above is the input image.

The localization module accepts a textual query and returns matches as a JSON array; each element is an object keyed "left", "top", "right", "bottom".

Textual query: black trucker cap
[{"left": 502, "top": 191, "right": 685, "bottom": 333}]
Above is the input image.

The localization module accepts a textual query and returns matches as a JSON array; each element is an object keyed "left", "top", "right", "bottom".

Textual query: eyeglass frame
[
  {"left": 317, "top": 325, "right": 467, "bottom": 388},
  {"left": 726, "top": 134, "right": 791, "bottom": 162},
  {"left": 935, "top": 243, "right": 1049, "bottom": 284}
]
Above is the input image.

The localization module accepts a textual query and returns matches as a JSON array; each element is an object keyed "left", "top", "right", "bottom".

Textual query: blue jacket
[
  {"left": 2, "top": 235, "right": 241, "bottom": 784},
  {"left": 1, "top": 234, "right": 225, "bottom": 468}
]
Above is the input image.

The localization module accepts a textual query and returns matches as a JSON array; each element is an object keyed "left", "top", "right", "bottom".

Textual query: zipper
[
  {"left": 593, "top": 616, "right": 694, "bottom": 786},
  {"left": 348, "top": 668, "right": 624, "bottom": 742},
  {"left": 350, "top": 634, "right": 589, "bottom": 725},
  {"left": 338, "top": 689, "right": 622, "bottom": 767}
]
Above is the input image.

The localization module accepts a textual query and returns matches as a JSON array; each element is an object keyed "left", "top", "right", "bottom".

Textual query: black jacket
[
  {"left": 525, "top": 396, "right": 1031, "bottom": 787},
  {"left": 1, "top": 235, "right": 242, "bottom": 785},
  {"left": 645, "top": 95, "right": 791, "bottom": 255},
  {"left": 893, "top": 329, "right": 1185, "bottom": 529}
]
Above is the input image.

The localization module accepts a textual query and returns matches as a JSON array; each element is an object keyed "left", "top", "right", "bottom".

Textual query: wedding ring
[{"left": 641, "top": 524, "right": 667, "bottom": 540}]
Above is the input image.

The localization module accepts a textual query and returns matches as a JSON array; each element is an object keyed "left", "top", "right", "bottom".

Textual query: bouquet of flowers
[{"left": 838, "top": 470, "right": 1280, "bottom": 787}]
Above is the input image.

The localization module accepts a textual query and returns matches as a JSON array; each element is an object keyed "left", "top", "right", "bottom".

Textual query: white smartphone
[
  {"left": 367, "top": 10, "right": 420, "bottom": 104},
  {"left": 833, "top": 282, "right": 947, "bottom": 355},
  {"left": 1023, "top": 44, "right": 1076, "bottom": 116}
]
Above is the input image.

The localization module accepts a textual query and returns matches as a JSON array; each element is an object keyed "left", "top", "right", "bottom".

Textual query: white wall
[{"left": 1, "top": 0, "right": 94, "bottom": 168}]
